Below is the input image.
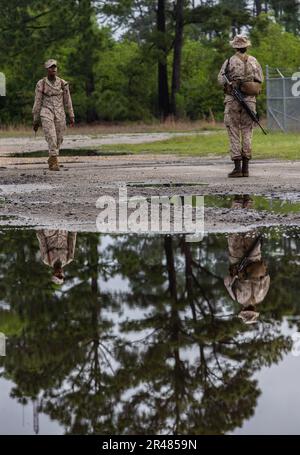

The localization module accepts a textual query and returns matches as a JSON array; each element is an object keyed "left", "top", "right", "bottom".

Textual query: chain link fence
[{"left": 266, "top": 66, "right": 300, "bottom": 132}]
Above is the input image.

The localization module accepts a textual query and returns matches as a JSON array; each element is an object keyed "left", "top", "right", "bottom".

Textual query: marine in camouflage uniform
[
  {"left": 218, "top": 35, "right": 263, "bottom": 178},
  {"left": 32, "top": 59, "right": 75, "bottom": 171},
  {"left": 36, "top": 229, "right": 77, "bottom": 285},
  {"left": 224, "top": 196, "right": 270, "bottom": 324}
]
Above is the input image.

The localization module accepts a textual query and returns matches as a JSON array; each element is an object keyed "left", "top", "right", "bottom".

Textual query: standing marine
[
  {"left": 32, "top": 59, "right": 75, "bottom": 171},
  {"left": 224, "top": 196, "right": 270, "bottom": 324},
  {"left": 218, "top": 35, "right": 264, "bottom": 178}
]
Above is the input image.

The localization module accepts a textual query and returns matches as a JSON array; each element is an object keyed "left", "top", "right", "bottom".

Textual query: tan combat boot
[
  {"left": 228, "top": 159, "right": 243, "bottom": 178},
  {"left": 243, "top": 195, "right": 253, "bottom": 209},
  {"left": 242, "top": 157, "right": 249, "bottom": 177},
  {"left": 48, "top": 156, "right": 60, "bottom": 171},
  {"left": 231, "top": 195, "right": 244, "bottom": 209}
]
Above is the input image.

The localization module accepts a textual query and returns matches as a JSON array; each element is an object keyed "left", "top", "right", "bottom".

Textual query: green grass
[
  {"left": 0, "top": 121, "right": 222, "bottom": 138},
  {"left": 99, "top": 131, "right": 300, "bottom": 160},
  {"left": 2, "top": 126, "right": 300, "bottom": 159}
]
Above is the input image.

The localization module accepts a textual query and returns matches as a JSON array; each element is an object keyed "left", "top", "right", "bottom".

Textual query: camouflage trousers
[
  {"left": 224, "top": 99, "right": 256, "bottom": 160},
  {"left": 41, "top": 114, "right": 66, "bottom": 157}
]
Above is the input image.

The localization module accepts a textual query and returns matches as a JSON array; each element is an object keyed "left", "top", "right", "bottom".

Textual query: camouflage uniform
[
  {"left": 224, "top": 228, "right": 270, "bottom": 323},
  {"left": 36, "top": 230, "right": 77, "bottom": 268},
  {"left": 223, "top": 196, "right": 270, "bottom": 324},
  {"left": 32, "top": 75, "right": 74, "bottom": 157},
  {"left": 218, "top": 39, "right": 263, "bottom": 161}
]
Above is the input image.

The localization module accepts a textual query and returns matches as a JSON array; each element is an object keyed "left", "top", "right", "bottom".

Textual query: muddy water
[{"left": 0, "top": 226, "right": 300, "bottom": 435}]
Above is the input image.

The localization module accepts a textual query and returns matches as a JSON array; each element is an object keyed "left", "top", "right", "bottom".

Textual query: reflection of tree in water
[
  {"left": 0, "top": 232, "right": 121, "bottom": 434},
  {"left": 113, "top": 235, "right": 291, "bottom": 434},
  {"left": 261, "top": 228, "right": 300, "bottom": 321},
  {"left": 0, "top": 230, "right": 298, "bottom": 434}
]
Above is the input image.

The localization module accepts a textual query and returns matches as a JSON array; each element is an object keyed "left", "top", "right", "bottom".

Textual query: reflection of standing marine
[
  {"left": 36, "top": 230, "right": 77, "bottom": 285},
  {"left": 32, "top": 59, "right": 75, "bottom": 171},
  {"left": 218, "top": 35, "right": 263, "bottom": 178},
  {"left": 224, "top": 196, "right": 270, "bottom": 324}
]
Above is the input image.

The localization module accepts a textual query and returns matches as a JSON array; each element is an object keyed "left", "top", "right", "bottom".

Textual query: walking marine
[
  {"left": 218, "top": 35, "right": 264, "bottom": 178},
  {"left": 32, "top": 59, "right": 75, "bottom": 171},
  {"left": 36, "top": 229, "right": 77, "bottom": 285}
]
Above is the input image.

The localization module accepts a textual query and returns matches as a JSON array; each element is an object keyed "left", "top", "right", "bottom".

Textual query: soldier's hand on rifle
[
  {"left": 229, "top": 264, "right": 238, "bottom": 276},
  {"left": 69, "top": 116, "right": 75, "bottom": 128},
  {"left": 224, "top": 81, "right": 233, "bottom": 94}
]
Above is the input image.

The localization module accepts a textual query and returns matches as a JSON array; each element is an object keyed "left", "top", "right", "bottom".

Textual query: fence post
[
  {"left": 0, "top": 332, "right": 6, "bottom": 356},
  {"left": 266, "top": 65, "right": 270, "bottom": 130},
  {"left": 282, "top": 76, "right": 287, "bottom": 132}
]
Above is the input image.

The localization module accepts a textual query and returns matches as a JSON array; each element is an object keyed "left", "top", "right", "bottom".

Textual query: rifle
[{"left": 223, "top": 73, "right": 267, "bottom": 135}]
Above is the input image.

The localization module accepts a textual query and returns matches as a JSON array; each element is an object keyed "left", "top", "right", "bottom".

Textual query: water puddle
[
  {"left": 0, "top": 226, "right": 300, "bottom": 435},
  {"left": 206, "top": 194, "right": 300, "bottom": 214},
  {"left": 127, "top": 181, "right": 208, "bottom": 188},
  {"left": 11, "top": 149, "right": 133, "bottom": 158},
  {"left": 126, "top": 193, "right": 300, "bottom": 216},
  {"left": 0, "top": 184, "right": 55, "bottom": 195}
]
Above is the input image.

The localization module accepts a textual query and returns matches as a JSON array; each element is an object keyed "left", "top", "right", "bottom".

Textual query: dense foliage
[{"left": 1, "top": 0, "right": 300, "bottom": 124}]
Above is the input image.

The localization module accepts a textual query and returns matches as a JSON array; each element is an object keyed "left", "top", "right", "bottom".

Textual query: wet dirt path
[{"left": 0, "top": 153, "right": 299, "bottom": 232}]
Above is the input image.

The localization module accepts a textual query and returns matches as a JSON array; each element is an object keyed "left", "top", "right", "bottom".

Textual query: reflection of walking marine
[
  {"left": 32, "top": 59, "right": 75, "bottom": 171},
  {"left": 224, "top": 196, "right": 270, "bottom": 324},
  {"left": 218, "top": 35, "right": 264, "bottom": 178},
  {"left": 36, "top": 230, "right": 77, "bottom": 285}
]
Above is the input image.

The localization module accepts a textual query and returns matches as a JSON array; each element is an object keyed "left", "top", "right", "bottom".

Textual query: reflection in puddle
[
  {"left": 225, "top": 231, "right": 270, "bottom": 324},
  {"left": 36, "top": 230, "right": 77, "bottom": 285},
  {"left": 130, "top": 193, "right": 300, "bottom": 216},
  {"left": 0, "top": 226, "right": 299, "bottom": 435},
  {"left": 206, "top": 193, "right": 300, "bottom": 214},
  {"left": 11, "top": 149, "right": 133, "bottom": 158},
  {"left": 224, "top": 196, "right": 270, "bottom": 324}
]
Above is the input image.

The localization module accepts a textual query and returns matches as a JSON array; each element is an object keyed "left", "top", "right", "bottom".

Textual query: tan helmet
[
  {"left": 44, "top": 59, "right": 57, "bottom": 69},
  {"left": 230, "top": 34, "right": 251, "bottom": 49}
]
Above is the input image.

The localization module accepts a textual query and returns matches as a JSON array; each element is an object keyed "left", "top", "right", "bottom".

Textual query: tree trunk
[
  {"left": 264, "top": 1, "right": 269, "bottom": 13},
  {"left": 164, "top": 235, "right": 177, "bottom": 301},
  {"left": 79, "top": 0, "right": 98, "bottom": 123},
  {"left": 231, "top": 20, "right": 237, "bottom": 37},
  {"left": 170, "top": 0, "right": 184, "bottom": 117},
  {"left": 157, "top": 0, "right": 170, "bottom": 119},
  {"left": 255, "top": 0, "right": 262, "bottom": 16}
]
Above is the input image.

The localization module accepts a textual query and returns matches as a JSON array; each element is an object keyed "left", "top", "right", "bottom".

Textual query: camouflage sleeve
[
  {"left": 218, "top": 60, "right": 228, "bottom": 85},
  {"left": 257, "top": 61, "right": 264, "bottom": 83},
  {"left": 63, "top": 83, "right": 74, "bottom": 118},
  {"left": 252, "top": 58, "right": 264, "bottom": 83},
  {"left": 32, "top": 80, "right": 43, "bottom": 123},
  {"left": 36, "top": 231, "right": 51, "bottom": 266}
]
